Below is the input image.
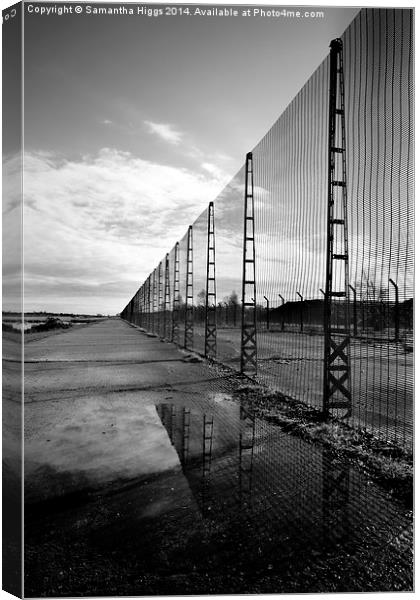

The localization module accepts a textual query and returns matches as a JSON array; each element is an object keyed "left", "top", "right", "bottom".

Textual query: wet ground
[
  {"left": 21, "top": 319, "right": 413, "bottom": 595},
  {"left": 176, "top": 323, "right": 413, "bottom": 450}
]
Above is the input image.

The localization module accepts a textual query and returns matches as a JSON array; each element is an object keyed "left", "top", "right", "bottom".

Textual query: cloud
[
  {"left": 144, "top": 121, "right": 183, "bottom": 145},
  {"left": 2, "top": 152, "right": 22, "bottom": 214},
  {"left": 213, "top": 152, "right": 233, "bottom": 162},
  {"left": 201, "top": 162, "right": 226, "bottom": 181},
  {"left": 101, "top": 119, "right": 114, "bottom": 126},
  {"left": 6, "top": 149, "right": 226, "bottom": 313}
]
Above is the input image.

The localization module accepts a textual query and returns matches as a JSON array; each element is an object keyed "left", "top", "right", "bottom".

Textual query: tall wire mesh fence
[{"left": 121, "top": 8, "right": 413, "bottom": 451}]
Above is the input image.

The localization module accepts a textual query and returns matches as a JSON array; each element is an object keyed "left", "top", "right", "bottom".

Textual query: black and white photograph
[{"left": 1, "top": 0, "right": 414, "bottom": 596}]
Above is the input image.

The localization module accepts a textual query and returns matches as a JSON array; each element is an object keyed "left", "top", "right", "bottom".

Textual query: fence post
[
  {"left": 172, "top": 242, "right": 180, "bottom": 344},
  {"left": 263, "top": 295, "right": 270, "bottom": 330},
  {"left": 139, "top": 290, "right": 143, "bottom": 326},
  {"left": 389, "top": 278, "right": 399, "bottom": 342},
  {"left": 184, "top": 225, "right": 194, "bottom": 350},
  {"left": 164, "top": 253, "right": 170, "bottom": 340},
  {"left": 205, "top": 202, "right": 217, "bottom": 358},
  {"left": 157, "top": 261, "right": 164, "bottom": 338},
  {"left": 240, "top": 152, "right": 257, "bottom": 375},
  {"left": 139, "top": 291, "right": 143, "bottom": 327},
  {"left": 217, "top": 302, "right": 222, "bottom": 326},
  {"left": 147, "top": 275, "right": 150, "bottom": 330},
  {"left": 135, "top": 291, "right": 138, "bottom": 326},
  {"left": 348, "top": 284, "right": 357, "bottom": 337},
  {"left": 323, "top": 37, "right": 352, "bottom": 418},
  {"left": 296, "top": 292, "right": 303, "bottom": 332},
  {"left": 135, "top": 291, "right": 139, "bottom": 326},
  {"left": 147, "top": 275, "right": 152, "bottom": 333},
  {"left": 278, "top": 294, "right": 285, "bottom": 331},
  {"left": 144, "top": 282, "right": 148, "bottom": 329},
  {"left": 144, "top": 278, "right": 148, "bottom": 329},
  {"left": 152, "top": 268, "right": 158, "bottom": 335}
]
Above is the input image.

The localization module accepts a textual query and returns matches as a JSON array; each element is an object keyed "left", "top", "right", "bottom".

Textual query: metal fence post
[
  {"left": 389, "top": 278, "right": 399, "bottom": 342},
  {"left": 240, "top": 152, "right": 257, "bottom": 375},
  {"left": 323, "top": 37, "right": 352, "bottom": 418},
  {"left": 297, "top": 292, "right": 303, "bottom": 332},
  {"left": 348, "top": 284, "right": 357, "bottom": 337},
  {"left": 158, "top": 261, "right": 163, "bottom": 338},
  {"left": 263, "top": 295, "right": 270, "bottom": 330},
  {"left": 164, "top": 253, "right": 170, "bottom": 340},
  {"left": 144, "top": 278, "right": 147, "bottom": 329},
  {"left": 135, "top": 291, "right": 139, "bottom": 326},
  {"left": 172, "top": 242, "right": 180, "bottom": 344},
  {"left": 152, "top": 268, "right": 158, "bottom": 335},
  {"left": 184, "top": 225, "right": 194, "bottom": 350},
  {"left": 147, "top": 274, "right": 152, "bottom": 333},
  {"left": 205, "top": 202, "right": 217, "bottom": 358},
  {"left": 278, "top": 294, "right": 285, "bottom": 331}
]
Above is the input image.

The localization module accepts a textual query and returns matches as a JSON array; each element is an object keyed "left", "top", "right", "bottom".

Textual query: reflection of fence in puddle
[
  {"left": 321, "top": 448, "right": 350, "bottom": 552},
  {"left": 156, "top": 404, "right": 191, "bottom": 467},
  {"left": 201, "top": 414, "right": 214, "bottom": 511},
  {"left": 156, "top": 402, "right": 354, "bottom": 550},
  {"left": 157, "top": 402, "right": 255, "bottom": 514},
  {"left": 238, "top": 404, "right": 255, "bottom": 509},
  {"left": 156, "top": 400, "right": 412, "bottom": 586}
]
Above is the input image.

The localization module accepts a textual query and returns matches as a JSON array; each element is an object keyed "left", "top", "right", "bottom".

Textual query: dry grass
[{"left": 233, "top": 383, "right": 412, "bottom": 508}]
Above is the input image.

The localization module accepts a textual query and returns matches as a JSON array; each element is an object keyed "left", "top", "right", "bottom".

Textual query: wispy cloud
[
  {"left": 201, "top": 162, "right": 226, "bottom": 180},
  {"left": 144, "top": 121, "right": 183, "bottom": 145},
  {"left": 6, "top": 149, "right": 225, "bottom": 313},
  {"left": 2, "top": 152, "right": 22, "bottom": 214}
]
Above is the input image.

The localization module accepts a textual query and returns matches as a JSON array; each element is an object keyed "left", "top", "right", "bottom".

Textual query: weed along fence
[{"left": 122, "top": 9, "right": 413, "bottom": 452}]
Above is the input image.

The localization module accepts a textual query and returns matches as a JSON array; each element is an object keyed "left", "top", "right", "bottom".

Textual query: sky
[{"left": 2, "top": 1, "right": 360, "bottom": 314}]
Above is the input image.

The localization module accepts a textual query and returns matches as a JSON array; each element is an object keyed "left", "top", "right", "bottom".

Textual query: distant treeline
[{"left": 177, "top": 297, "right": 413, "bottom": 332}]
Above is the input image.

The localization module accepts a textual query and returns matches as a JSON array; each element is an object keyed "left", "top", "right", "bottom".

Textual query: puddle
[
  {"left": 24, "top": 402, "right": 180, "bottom": 503},
  {"left": 155, "top": 399, "right": 413, "bottom": 592}
]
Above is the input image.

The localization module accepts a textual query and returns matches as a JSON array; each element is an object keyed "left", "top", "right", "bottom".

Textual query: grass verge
[{"left": 233, "top": 383, "right": 413, "bottom": 509}]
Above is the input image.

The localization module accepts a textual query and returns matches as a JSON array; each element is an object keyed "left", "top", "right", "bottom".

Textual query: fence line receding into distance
[{"left": 121, "top": 9, "right": 413, "bottom": 452}]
